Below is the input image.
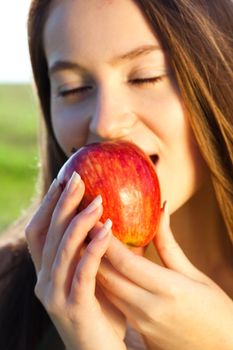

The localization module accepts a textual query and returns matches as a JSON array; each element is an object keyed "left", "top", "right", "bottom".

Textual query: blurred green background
[{"left": 0, "top": 84, "right": 39, "bottom": 234}]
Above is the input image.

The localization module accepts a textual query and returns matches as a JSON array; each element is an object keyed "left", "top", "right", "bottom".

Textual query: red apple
[{"left": 57, "top": 140, "right": 161, "bottom": 247}]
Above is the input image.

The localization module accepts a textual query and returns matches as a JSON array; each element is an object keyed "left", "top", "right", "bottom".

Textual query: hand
[
  {"left": 97, "top": 203, "right": 233, "bottom": 350},
  {"left": 25, "top": 173, "right": 126, "bottom": 350}
]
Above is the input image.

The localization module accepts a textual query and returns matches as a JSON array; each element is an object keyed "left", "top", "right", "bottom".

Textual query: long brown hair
[
  {"left": 1, "top": 0, "right": 232, "bottom": 349},
  {"left": 136, "top": 0, "right": 233, "bottom": 239}
]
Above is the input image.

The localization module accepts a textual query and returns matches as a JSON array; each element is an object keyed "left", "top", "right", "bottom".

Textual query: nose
[{"left": 89, "top": 85, "right": 137, "bottom": 140}]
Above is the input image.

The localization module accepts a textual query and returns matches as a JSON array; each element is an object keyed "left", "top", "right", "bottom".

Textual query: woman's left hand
[{"left": 96, "top": 204, "right": 233, "bottom": 350}]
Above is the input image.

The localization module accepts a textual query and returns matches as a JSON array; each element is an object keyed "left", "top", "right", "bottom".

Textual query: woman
[{"left": 0, "top": 0, "right": 232, "bottom": 349}]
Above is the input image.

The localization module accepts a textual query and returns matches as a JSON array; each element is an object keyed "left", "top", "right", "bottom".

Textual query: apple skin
[{"left": 57, "top": 140, "right": 161, "bottom": 247}]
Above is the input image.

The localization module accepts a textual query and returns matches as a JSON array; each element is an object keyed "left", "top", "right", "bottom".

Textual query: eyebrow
[{"left": 49, "top": 44, "right": 161, "bottom": 76}]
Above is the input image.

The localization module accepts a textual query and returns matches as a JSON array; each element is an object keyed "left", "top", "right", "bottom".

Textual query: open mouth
[
  {"left": 71, "top": 147, "right": 78, "bottom": 154},
  {"left": 150, "top": 154, "right": 159, "bottom": 165}
]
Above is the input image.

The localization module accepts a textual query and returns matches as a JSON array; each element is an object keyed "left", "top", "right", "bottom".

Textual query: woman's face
[{"left": 44, "top": 0, "right": 208, "bottom": 213}]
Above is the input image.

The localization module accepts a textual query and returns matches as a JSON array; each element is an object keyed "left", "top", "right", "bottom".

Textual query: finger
[
  {"left": 69, "top": 219, "right": 112, "bottom": 304},
  {"left": 50, "top": 195, "right": 104, "bottom": 295},
  {"left": 89, "top": 225, "right": 146, "bottom": 256},
  {"left": 128, "top": 246, "right": 146, "bottom": 256},
  {"left": 98, "top": 288, "right": 139, "bottom": 330},
  {"left": 100, "top": 288, "right": 158, "bottom": 342},
  {"left": 88, "top": 221, "right": 103, "bottom": 240},
  {"left": 97, "top": 257, "right": 153, "bottom": 313},
  {"left": 25, "top": 178, "right": 62, "bottom": 272},
  {"left": 41, "top": 171, "right": 85, "bottom": 275},
  {"left": 104, "top": 234, "right": 174, "bottom": 293},
  {"left": 95, "top": 284, "right": 126, "bottom": 340},
  {"left": 153, "top": 202, "right": 208, "bottom": 281}
]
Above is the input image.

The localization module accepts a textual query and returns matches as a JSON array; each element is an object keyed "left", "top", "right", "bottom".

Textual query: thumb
[
  {"left": 127, "top": 246, "right": 146, "bottom": 256},
  {"left": 153, "top": 202, "right": 206, "bottom": 281}
]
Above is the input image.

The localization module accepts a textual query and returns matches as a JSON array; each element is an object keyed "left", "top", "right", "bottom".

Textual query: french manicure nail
[
  {"left": 85, "top": 194, "right": 102, "bottom": 214},
  {"left": 50, "top": 178, "right": 58, "bottom": 189},
  {"left": 97, "top": 219, "right": 112, "bottom": 240},
  {"left": 66, "top": 171, "right": 81, "bottom": 193},
  {"left": 47, "top": 178, "right": 59, "bottom": 196}
]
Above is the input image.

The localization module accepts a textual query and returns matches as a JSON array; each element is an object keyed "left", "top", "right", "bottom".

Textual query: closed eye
[
  {"left": 58, "top": 85, "right": 93, "bottom": 97},
  {"left": 58, "top": 75, "right": 165, "bottom": 98},
  {"left": 129, "top": 76, "right": 164, "bottom": 86}
]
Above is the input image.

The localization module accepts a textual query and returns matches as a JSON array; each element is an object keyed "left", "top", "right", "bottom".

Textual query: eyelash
[
  {"left": 59, "top": 86, "right": 92, "bottom": 97},
  {"left": 129, "top": 76, "right": 163, "bottom": 86},
  {"left": 58, "top": 76, "right": 164, "bottom": 98}
]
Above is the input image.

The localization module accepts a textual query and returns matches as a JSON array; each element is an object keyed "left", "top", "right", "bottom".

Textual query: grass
[{"left": 0, "top": 84, "right": 39, "bottom": 233}]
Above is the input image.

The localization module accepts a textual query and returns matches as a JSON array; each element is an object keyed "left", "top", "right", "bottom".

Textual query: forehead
[{"left": 44, "top": 0, "right": 162, "bottom": 66}]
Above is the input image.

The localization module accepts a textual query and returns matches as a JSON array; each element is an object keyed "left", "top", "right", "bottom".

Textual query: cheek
[
  {"left": 186, "top": 127, "right": 209, "bottom": 187},
  {"left": 159, "top": 122, "right": 209, "bottom": 212},
  {"left": 51, "top": 108, "right": 89, "bottom": 156},
  {"left": 134, "top": 79, "right": 185, "bottom": 140},
  {"left": 138, "top": 88, "right": 208, "bottom": 211}
]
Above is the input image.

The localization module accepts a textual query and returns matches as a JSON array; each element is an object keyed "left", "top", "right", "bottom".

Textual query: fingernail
[
  {"left": 50, "top": 178, "right": 58, "bottom": 189},
  {"left": 47, "top": 178, "right": 59, "bottom": 197},
  {"left": 85, "top": 194, "right": 102, "bottom": 214},
  {"left": 163, "top": 201, "right": 170, "bottom": 227},
  {"left": 66, "top": 171, "right": 81, "bottom": 193},
  {"left": 97, "top": 219, "right": 112, "bottom": 240}
]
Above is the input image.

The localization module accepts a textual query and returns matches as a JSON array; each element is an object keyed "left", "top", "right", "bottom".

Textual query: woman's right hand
[{"left": 25, "top": 172, "right": 126, "bottom": 350}]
